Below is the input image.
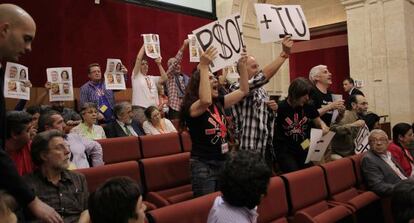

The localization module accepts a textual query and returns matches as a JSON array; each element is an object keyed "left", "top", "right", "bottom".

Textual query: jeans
[{"left": 190, "top": 158, "right": 225, "bottom": 198}]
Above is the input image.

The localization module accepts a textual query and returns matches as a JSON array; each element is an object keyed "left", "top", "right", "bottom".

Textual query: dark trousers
[
  {"left": 168, "top": 108, "right": 180, "bottom": 120},
  {"left": 277, "top": 151, "right": 313, "bottom": 173}
]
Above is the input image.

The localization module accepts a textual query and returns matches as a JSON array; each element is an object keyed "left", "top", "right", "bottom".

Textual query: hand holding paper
[{"left": 199, "top": 47, "right": 218, "bottom": 67}]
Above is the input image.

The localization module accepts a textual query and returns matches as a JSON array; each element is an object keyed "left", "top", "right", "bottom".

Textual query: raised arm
[
  {"left": 155, "top": 57, "right": 168, "bottom": 85},
  {"left": 132, "top": 44, "right": 145, "bottom": 77},
  {"left": 166, "top": 39, "right": 189, "bottom": 77},
  {"left": 189, "top": 47, "right": 217, "bottom": 117},
  {"left": 262, "top": 36, "right": 293, "bottom": 81},
  {"left": 224, "top": 49, "right": 249, "bottom": 108}
]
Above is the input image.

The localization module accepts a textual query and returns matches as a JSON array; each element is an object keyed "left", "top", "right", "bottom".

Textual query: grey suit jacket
[{"left": 361, "top": 150, "right": 406, "bottom": 196}]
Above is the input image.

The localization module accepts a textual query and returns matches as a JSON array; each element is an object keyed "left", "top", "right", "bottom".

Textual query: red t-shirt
[
  {"left": 7, "top": 142, "right": 34, "bottom": 176},
  {"left": 388, "top": 142, "right": 414, "bottom": 176}
]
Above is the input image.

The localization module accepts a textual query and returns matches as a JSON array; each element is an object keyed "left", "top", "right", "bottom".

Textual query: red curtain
[
  {"left": 5, "top": 0, "right": 212, "bottom": 87},
  {"left": 289, "top": 45, "right": 350, "bottom": 95}
]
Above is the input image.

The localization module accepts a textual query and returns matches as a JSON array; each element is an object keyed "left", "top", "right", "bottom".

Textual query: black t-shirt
[
  {"left": 185, "top": 96, "right": 227, "bottom": 161},
  {"left": 309, "top": 87, "right": 333, "bottom": 126},
  {"left": 275, "top": 100, "right": 319, "bottom": 155}
]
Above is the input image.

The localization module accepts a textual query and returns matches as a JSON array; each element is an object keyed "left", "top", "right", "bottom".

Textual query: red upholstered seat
[
  {"left": 148, "top": 192, "right": 220, "bottom": 223},
  {"left": 75, "top": 161, "right": 140, "bottom": 192},
  {"left": 96, "top": 136, "right": 140, "bottom": 164},
  {"left": 140, "top": 132, "right": 182, "bottom": 158},
  {"left": 321, "top": 158, "right": 379, "bottom": 212},
  {"left": 281, "top": 166, "right": 353, "bottom": 223},
  {"left": 180, "top": 131, "right": 192, "bottom": 152},
  {"left": 257, "top": 177, "right": 289, "bottom": 223},
  {"left": 348, "top": 153, "right": 365, "bottom": 189},
  {"left": 140, "top": 152, "right": 192, "bottom": 207}
]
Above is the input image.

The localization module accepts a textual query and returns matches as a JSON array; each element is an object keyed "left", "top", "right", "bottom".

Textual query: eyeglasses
[{"left": 369, "top": 138, "right": 388, "bottom": 144}]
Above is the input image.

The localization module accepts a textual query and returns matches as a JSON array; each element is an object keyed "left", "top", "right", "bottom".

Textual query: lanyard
[{"left": 208, "top": 105, "right": 227, "bottom": 138}]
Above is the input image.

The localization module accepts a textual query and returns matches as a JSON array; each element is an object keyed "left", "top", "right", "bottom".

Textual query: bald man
[
  {"left": 0, "top": 4, "right": 64, "bottom": 223},
  {"left": 229, "top": 37, "right": 293, "bottom": 167}
]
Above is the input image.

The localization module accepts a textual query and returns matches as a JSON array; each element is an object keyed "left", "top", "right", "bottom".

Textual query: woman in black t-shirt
[
  {"left": 179, "top": 47, "right": 249, "bottom": 197},
  {"left": 275, "top": 77, "right": 329, "bottom": 173}
]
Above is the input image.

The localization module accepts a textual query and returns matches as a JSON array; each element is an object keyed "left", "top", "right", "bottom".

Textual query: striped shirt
[
  {"left": 229, "top": 72, "right": 275, "bottom": 157},
  {"left": 207, "top": 196, "right": 258, "bottom": 223}
]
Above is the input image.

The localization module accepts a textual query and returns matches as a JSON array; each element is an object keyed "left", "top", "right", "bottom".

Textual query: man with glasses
[
  {"left": 104, "top": 102, "right": 144, "bottom": 138},
  {"left": 330, "top": 94, "right": 368, "bottom": 159},
  {"left": 361, "top": 129, "right": 409, "bottom": 196},
  {"left": 24, "top": 130, "right": 88, "bottom": 222}
]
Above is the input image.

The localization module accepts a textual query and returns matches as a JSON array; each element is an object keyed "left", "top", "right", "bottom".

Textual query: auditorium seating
[
  {"left": 321, "top": 158, "right": 379, "bottom": 212},
  {"left": 140, "top": 152, "right": 193, "bottom": 207},
  {"left": 348, "top": 153, "right": 365, "bottom": 189},
  {"left": 281, "top": 166, "right": 353, "bottom": 223},
  {"left": 140, "top": 132, "right": 182, "bottom": 158},
  {"left": 147, "top": 192, "right": 220, "bottom": 223},
  {"left": 257, "top": 177, "right": 289, "bottom": 223},
  {"left": 96, "top": 136, "right": 141, "bottom": 164},
  {"left": 179, "top": 131, "right": 192, "bottom": 152}
]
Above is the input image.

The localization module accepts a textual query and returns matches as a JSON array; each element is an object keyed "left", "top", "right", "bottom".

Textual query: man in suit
[
  {"left": 343, "top": 77, "right": 364, "bottom": 110},
  {"left": 0, "top": 4, "right": 63, "bottom": 223},
  {"left": 104, "top": 101, "right": 144, "bottom": 138},
  {"left": 361, "top": 129, "right": 408, "bottom": 196}
]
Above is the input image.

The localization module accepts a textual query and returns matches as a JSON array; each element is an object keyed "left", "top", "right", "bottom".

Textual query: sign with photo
[
  {"left": 143, "top": 34, "right": 161, "bottom": 59},
  {"left": 188, "top": 34, "right": 200, "bottom": 62},
  {"left": 104, "top": 58, "right": 126, "bottom": 90},
  {"left": 46, "top": 67, "right": 74, "bottom": 102},
  {"left": 3, "top": 62, "right": 30, "bottom": 100}
]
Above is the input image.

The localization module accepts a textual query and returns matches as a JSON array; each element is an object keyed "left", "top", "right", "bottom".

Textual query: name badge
[
  {"left": 221, "top": 143, "right": 229, "bottom": 154},
  {"left": 99, "top": 105, "right": 108, "bottom": 113},
  {"left": 301, "top": 139, "right": 310, "bottom": 150}
]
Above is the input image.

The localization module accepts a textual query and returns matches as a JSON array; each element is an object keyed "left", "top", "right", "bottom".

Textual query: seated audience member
[
  {"left": 157, "top": 83, "right": 169, "bottom": 118},
  {"left": 363, "top": 112, "right": 381, "bottom": 131},
  {"left": 166, "top": 39, "right": 190, "bottom": 120},
  {"left": 38, "top": 110, "right": 104, "bottom": 169},
  {"left": 5, "top": 111, "right": 34, "bottom": 176},
  {"left": 131, "top": 44, "right": 168, "bottom": 124},
  {"left": 49, "top": 101, "right": 81, "bottom": 127},
  {"left": 104, "top": 102, "right": 144, "bottom": 138},
  {"left": 330, "top": 94, "right": 368, "bottom": 159},
  {"left": 70, "top": 103, "right": 106, "bottom": 140},
  {"left": 87, "top": 177, "right": 146, "bottom": 223},
  {"left": 388, "top": 123, "right": 414, "bottom": 177},
  {"left": 24, "top": 130, "right": 88, "bottom": 223},
  {"left": 142, "top": 106, "right": 176, "bottom": 135},
  {"left": 207, "top": 150, "right": 271, "bottom": 223},
  {"left": 275, "top": 77, "right": 329, "bottom": 173},
  {"left": 391, "top": 179, "right": 414, "bottom": 223},
  {"left": 0, "top": 190, "right": 17, "bottom": 223},
  {"left": 361, "top": 129, "right": 408, "bottom": 197}
]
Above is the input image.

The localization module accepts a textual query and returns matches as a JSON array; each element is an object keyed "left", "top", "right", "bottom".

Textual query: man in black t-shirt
[
  {"left": 275, "top": 78, "right": 329, "bottom": 173},
  {"left": 308, "top": 65, "right": 345, "bottom": 126}
]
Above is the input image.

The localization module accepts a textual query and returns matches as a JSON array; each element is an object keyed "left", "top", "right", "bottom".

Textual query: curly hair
[
  {"left": 219, "top": 150, "right": 272, "bottom": 209},
  {"left": 178, "top": 68, "right": 201, "bottom": 131}
]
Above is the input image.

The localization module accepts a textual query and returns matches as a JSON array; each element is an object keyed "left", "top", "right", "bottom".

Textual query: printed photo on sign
[
  {"left": 46, "top": 67, "right": 74, "bottom": 102},
  {"left": 3, "top": 62, "right": 30, "bottom": 100},
  {"left": 104, "top": 58, "right": 126, "bottom": 90},
  {"left": 224, "top": 64, "right": 240, "bottom": 84},
  {"left": 305, "top": 128, "right": 335, "bottom": 164},
  {"left": 330, "top": 94, "right": 343, "bottom": 124},
  {"left": 142, "top": 34, "right": 161, "bottom": 59},
  {"left": 255, "top": 4, "right": 310, "bottom": 43},
  {"left": 188, "top": 34, "right": 200, "bottom": 62},
  {"left": 192, "top": 13, "right": 245, "bottom": 73},
  {"left": 354, "top": 124, "right": 370, "bottom": 154}
]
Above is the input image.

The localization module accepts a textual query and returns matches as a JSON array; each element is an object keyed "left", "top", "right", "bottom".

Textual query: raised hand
[
  {"left": 199, "top": 47, "right": 218, "bottom": 67},
  {"left": 281, "top": 36, "right": 294, "bottom": 55},
  {"left": 155, "top": 57, "right": 162, "bottom": 65},
  {"left": 237, "top": 47, "right": 248, "bottom": 71}
]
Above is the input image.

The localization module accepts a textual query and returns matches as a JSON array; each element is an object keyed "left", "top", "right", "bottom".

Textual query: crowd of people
[{"left": 1, "top": 3, "right": 414, "bottom": 223}]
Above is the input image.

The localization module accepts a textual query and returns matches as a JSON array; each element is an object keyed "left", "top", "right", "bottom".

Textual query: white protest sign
[
  {"left": 255, "top": 4, "right": 310, "bottom": 43},
  {"left": 192, "top": 13, "right": 245, "bottom": 73},
  {"left": 330, "top": 94, "right": 343, "bottom": 124},
  {"left": 3, "top": 62, "right": 30, "bottom": 100},
  {"left": 46, "top": 67, "right": 74, "bottom": 102},
  {"left": 188, "top": 34, "right": 200, "bottom": 62},
  {"left": 354, "top": 124, "right": 370, "bottom": 154},
  {"left": 143, "top": 34, "right": 161, "bottom": 59},
  {"left": 305, "top": 128, "right": 336, "bottom": 164},
  {"left": 104, "top": 58, "right": 126, "bottom": 90}
]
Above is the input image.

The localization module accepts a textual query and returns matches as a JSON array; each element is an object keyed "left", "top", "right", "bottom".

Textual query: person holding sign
[
  {"left": 79, "top": 63, "right": 120, "bottom": 123},
  {"left": 330, "top": 94, "right": 368, "bottom": 160},
  {"left": 229, "top": 36, "right": 293, "bottom": 166},
  {"left": 388, "top": 123, "right": 414, "bottom": 177},
  {"left": 131, "top": 44, "right": 167, "bottom": 124},
  {"left": 179, "top": 47, "right": 249, "bottom": 197},
  {"left": 275, "top": 77, "right": 329, "bottom": 173}
]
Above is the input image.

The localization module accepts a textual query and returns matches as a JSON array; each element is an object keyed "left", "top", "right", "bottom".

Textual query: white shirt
[
  {"left": 142, "top": 118, "right": 177, "bottom": 135},
  {"left": 131, "top": 71, "right": 160, "bottom": 108},
  {"left": 207, "top": 196, "right": 258, "bottom": 223},
  {"left": 379, "top": 152, "right": 408, "bottom": 180}
]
